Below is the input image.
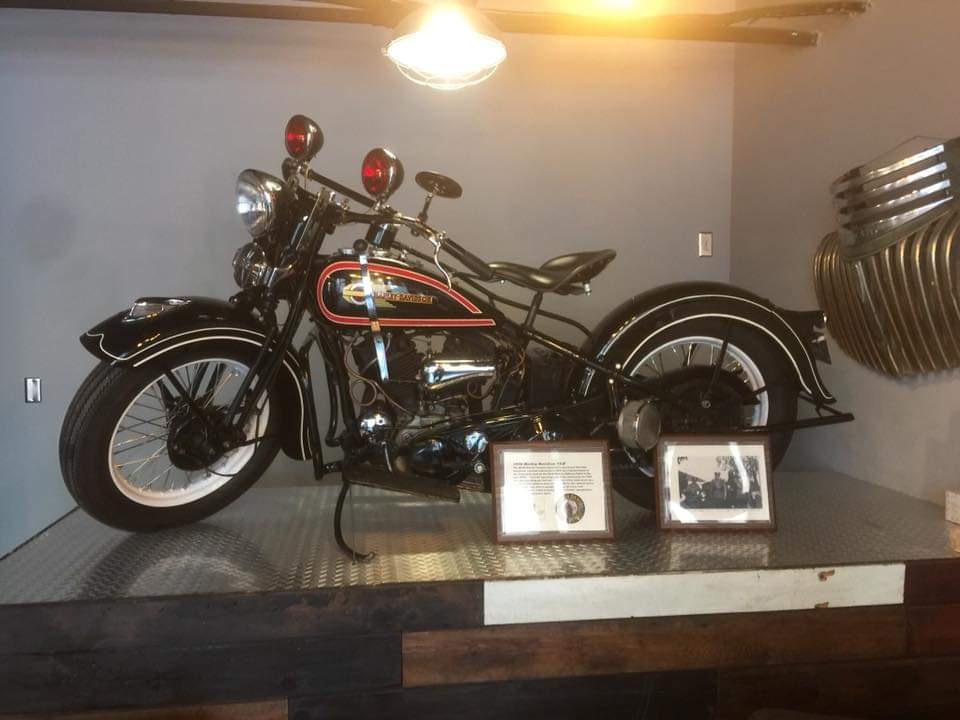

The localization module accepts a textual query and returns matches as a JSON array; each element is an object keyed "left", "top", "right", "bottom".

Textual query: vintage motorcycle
[{"left": 60, "top": 115, "right": 852, "bottom": 556}]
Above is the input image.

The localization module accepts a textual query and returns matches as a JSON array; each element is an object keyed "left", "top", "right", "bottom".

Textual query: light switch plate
[
  {"left": 25, "top": 378, "right": 42, "bottom": 403},
  {"left": 698, "top": 232, "right": 713, "bottom": 257},
  {"left": 947, "top": 490, "right": 960, "bottom": 525}
]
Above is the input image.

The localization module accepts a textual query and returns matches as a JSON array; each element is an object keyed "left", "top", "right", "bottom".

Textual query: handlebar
[
  {"left": 284, "top": 158, "right": 494, "bottom": 281},
  {"left": 282, "top": 158, "right": 373, "bottom": 208},
  {"left": 442, "top": 238, "right": 495, "bottom": 281}
]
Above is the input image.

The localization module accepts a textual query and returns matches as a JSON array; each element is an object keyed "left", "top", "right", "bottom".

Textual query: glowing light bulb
[{"left": 385, "top": 4, "right": 507, "bottom": 91}]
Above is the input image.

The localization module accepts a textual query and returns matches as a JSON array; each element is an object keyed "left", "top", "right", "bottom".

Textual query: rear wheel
[
  {"left": 612, "top": 318, "right": 798, "bottom": 507},
  {"left": 60, "top": 342, "right": 281, "bottom": 531}
]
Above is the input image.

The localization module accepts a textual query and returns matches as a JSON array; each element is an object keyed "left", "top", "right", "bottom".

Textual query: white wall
[
  {"left": 731, "top": 0, "right": 960, "bottom": 505},
  {"left": 0, "top": 5, "right": 734, "bottom": 556}
]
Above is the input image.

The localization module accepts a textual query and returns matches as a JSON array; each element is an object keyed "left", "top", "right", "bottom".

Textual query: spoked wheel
[
  {"left": 60, "top": 342, "right": 281, "bottom": 531},
  {"left": 613, "top": 318, "right": 799, "bottom": 507}
]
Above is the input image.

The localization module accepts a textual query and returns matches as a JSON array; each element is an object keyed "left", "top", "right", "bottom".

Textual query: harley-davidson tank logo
[
  {"left": 317, "top": 260, "right": 496, "bottom": 327},
  {"left": 342, "top": 281, "right": 435, "bottom": 307}
]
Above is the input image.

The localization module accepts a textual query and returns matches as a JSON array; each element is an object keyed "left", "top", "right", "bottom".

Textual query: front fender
[
  {"left": 576, "top": 282, "right": 835, "bottom": 404},
  {"left": 80, "top": 296, "right": 312, "bottom": 460}
]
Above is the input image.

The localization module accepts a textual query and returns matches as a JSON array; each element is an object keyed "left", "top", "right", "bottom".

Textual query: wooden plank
[
  {"left": 908, "top": 604, "right": 960, "bottom": 657},
  {"left": 905, "top": 558, "right": 960, "bottom": 606},
  {"left": 484, "top": 564, "right": 905, "bottom": 625},
  {"left": 0, "top": 699, "right": 286, "bottom": 720},
  {"left": 403, "top": 605, "right": 906, "bottom": 687},
  {"left": 716, "top": 656, "right": 960, "bottom": 720},
  {"left": 0, "top": 582, "right": 481, "bottom": 655},
  {"left": 0, "top": 634, "right": 398, "bottom": 715},
  {"left": 0, "top": 1, "right": 832, "bottom": 45},
  {"left": 484, "top": 10, "right": 821, "bottom": 45},
  {"left": 290, "top": 671, "right": 716, "bottom": 720}
]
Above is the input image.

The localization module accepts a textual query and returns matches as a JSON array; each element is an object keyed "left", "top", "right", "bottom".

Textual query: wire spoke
[
  {"left": 204, "top": 368, "right": 236, "bottom": 407},
  {"left": 118, "top": 413, "right": 168, "bottom": 433},
  {"left": 141, "top": 462, "right": 175, "bottom": 490},
  {"left": 113, "top": 433, "right": 166, "bottom": 454},
  {"left": 123, "top": 445, "right": 167, "bottom": 478},
  {"left": 133, "top": 397, "right": 165, "bottom": 412}
]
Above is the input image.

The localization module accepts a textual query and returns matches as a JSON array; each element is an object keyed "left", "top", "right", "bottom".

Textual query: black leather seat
[{"left": 487, "top": 250, "right": 616, "bottom": 295}]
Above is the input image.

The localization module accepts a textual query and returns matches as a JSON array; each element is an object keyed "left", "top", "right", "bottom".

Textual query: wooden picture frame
[
  {"left": 490, "top": 439, "right": 615, "bottom": 543},
  {"left": 655, "top": 434, "right": 776, "bottom": 531}
]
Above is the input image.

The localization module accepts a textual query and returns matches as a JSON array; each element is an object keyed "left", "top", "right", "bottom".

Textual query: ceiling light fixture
[{"left": 384, "top": 3, "right": 507, "bottom": 91}]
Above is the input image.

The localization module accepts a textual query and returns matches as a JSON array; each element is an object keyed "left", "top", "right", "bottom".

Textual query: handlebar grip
[{"left": 445, "top": 238, "right": 494, "bottom": 281}]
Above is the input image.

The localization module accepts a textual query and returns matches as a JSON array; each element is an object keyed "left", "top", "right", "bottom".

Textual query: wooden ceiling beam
[
  {"left": 484, "top": 11, "right": 820, "bottom": 46},
  {"left": 721, "top": 1, "right": 870, "bottom": 25},
  {"left": 0, "top": 1, "right": 399, "bottom": 27},
  {"left": 0, "top": 0, "right": 870, "bottom": 46}
]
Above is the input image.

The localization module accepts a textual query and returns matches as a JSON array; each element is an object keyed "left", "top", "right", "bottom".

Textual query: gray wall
[
  {"left": 731, "top": 0, "right": 960, "bottom": 505},
  {"left": 0, "top": 6, "right": 734, "bottom": 556}
]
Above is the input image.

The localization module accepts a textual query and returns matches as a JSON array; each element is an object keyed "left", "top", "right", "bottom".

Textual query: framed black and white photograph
[{"left": 656, "top": 435, "right": 775, "bottom": 531}]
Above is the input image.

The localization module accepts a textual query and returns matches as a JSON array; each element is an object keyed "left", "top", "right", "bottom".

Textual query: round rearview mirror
[
  {"left": 415, "top": 171, "right": 463, "bottom": 199},
  {"left": 361, "top": 148, "right": 405, "bottom": 201},
  {"left": 284, "top": 115, "right": 323, "bottom": 162}
]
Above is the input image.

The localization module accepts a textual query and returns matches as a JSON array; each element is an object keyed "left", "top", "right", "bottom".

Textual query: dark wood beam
[
  {"left": 721, "top": 1, "right": 870, "bottom": 24},
  {"left": 484, "top": 11, "right": 820, "bottom": 46},
  {"left": 0, "top": 0, "right": 870, "bottom": 46},
  {"left": 0, "top": 1, "right": 400, "bottom": 27}
]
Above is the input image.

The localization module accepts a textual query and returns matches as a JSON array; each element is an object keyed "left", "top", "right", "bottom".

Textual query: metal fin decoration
[{"left": 815, "top": 135, "right": 960, "bottom": 376}]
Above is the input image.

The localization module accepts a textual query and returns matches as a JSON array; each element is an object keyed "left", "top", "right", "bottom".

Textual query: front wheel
[
  {"left": 612, "top": 318, "right": 799, "bottom": 507},
  {"left": 59, "top": 342, "right": 281, "bottom": 531}
]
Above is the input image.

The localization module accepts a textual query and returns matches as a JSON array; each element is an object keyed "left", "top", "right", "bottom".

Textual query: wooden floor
[{"left": 1, "top": 557, "right": 959, "bottom": 719}]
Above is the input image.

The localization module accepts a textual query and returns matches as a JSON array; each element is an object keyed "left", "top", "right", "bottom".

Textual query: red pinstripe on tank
[{"left": 316, "top": 260, "right": 497, "bottom": 327}]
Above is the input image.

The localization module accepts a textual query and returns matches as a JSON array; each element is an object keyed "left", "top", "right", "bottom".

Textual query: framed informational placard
[
  {"left": 656, "top": 434, "right": 775, "bottom": 531},
  {"left": 491, "top": 440, "right": 615, "bottom": 543}
]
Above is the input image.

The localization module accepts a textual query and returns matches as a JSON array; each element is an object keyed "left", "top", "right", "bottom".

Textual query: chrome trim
[
  {"left": 358, "top": 252, "right": 390, "bottom": 381},
  {"left": 124, "top": 298, "right": 189, "bottom": 321},
  {"left": 831, "top": 136, "right": 960, "bottom": 258},
  {"left": 420, "top": 358, "right": 496, "bottom": 392}
]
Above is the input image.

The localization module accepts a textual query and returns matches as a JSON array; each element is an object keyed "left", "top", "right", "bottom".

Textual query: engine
[
  {"left": 349, "top": 329, "right": 512, "bottom": 445},
  {"left": 346, "top": 331, "right": 567, "bottom": 481}
]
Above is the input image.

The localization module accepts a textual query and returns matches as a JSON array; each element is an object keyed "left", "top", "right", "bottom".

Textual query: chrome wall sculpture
[{"left": 814, "top": 137, "right": 960, "bottom": 376}]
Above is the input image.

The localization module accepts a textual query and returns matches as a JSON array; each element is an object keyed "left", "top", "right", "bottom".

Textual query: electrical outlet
[
  {"left": 25, "top": 378, "right": 42, "bottom": 403},
  {"left": 698, "top": 232, "right": 714, "bottom": 257}
]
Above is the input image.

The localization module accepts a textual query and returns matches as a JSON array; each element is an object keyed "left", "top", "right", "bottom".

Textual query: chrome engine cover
[{"left": 419, "top": 358, "right": 496, "bottom": 394}]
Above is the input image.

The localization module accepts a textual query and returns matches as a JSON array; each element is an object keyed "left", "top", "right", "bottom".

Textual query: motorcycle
[{"left": 60, "top": 114, "right": 852, "bottom": 557}]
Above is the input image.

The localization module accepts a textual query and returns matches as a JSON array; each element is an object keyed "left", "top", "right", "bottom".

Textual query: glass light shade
[{"left": 385, "top": 4, "right": 507, "bottom": 90}]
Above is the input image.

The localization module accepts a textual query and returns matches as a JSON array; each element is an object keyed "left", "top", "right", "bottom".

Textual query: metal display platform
[{"left": 0, "top": 471, "right": 954, "bottom": 604}]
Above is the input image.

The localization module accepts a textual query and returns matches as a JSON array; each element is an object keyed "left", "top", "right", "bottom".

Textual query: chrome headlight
[{"left": 236, "top": 169, "right": 285, "bottom": 237}]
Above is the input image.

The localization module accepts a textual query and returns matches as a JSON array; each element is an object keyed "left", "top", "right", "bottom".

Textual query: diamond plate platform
[{"left": 0, "top": 472, "right": 955, "bottom": 604}]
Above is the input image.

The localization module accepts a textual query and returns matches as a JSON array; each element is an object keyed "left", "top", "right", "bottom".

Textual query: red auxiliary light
[
  {"left": 361, "top": 147, "right": 404, "bottom": 200},
  {"left": 285, "top": 124, "right": 307, "bottom": 157},
  {"left": 283, "top": 115, "right": 322, "bottom": 161}
]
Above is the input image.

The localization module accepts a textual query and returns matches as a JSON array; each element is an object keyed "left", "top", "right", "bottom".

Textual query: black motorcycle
[{"left": 60, "top": 115, "right": 851, "bottom": 553}]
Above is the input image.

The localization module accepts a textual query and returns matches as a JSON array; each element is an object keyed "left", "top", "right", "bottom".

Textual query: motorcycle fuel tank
[{"left": 315, "top": 256, "right": 497, "bottom": 328}]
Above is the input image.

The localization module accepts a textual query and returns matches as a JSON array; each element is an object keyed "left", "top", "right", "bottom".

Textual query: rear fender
[
  {"left": 575, "top": 282, "right": 835, "bottom": 404},
  {"left": 80, "top": 296, "right": 312, "bottom": 460}
]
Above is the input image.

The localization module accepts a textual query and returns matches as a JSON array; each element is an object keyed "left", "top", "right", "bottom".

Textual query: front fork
[{"left": 219, "top": 191, "right": 336, "bottom": 452}]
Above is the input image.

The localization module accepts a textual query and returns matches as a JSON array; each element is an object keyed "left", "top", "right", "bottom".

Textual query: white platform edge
[{"left": 483, "top": 563, "right": 906, "bottom": 626}]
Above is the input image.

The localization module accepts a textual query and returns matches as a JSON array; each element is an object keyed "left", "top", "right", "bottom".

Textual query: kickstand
[{"left": 334, "top": 478, "right": 376, "bottom": 563}]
